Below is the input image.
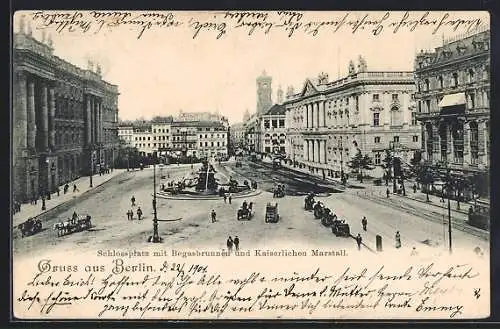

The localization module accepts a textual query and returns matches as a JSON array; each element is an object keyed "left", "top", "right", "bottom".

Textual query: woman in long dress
[{"left": 395, "top": 231, "right": 401, "bottom": 248}]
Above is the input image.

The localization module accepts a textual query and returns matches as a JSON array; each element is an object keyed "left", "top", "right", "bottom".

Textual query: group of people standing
[
  {"left": 126, "top": 196, "right": 143, "bottom": 220},
  {"left": 355, "top": 216, "right": 402, "bottom": 251},
  {"left": 226, "top": 235, "right": 240, "bottom": 252}
]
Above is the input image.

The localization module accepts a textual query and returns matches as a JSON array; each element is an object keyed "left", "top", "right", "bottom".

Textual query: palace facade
[
  {"left": 284, "top": 59, "right": 420, "bottom": 178},
  {"left": 12, "top": 30, "right": 119, "bottom": 202},
  {"left": 414, "top": 28, "right": 490, "bottom": 184}
]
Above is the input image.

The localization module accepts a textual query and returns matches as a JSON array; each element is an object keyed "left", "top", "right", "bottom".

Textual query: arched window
[
  {"left": 425, "top": 79, "right": 430, "bottom": 91},
  {"left": 390, "top": 106, "right": 401, "bottom": 126},
  {"left": 452, "top": 73, "right": 459, "bottom": 87},
  {"left": 468, "top": 69, "right": 475, "bottom": 83}
]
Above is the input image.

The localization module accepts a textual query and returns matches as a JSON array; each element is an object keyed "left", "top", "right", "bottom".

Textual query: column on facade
[
  {"left": 322, "top": 140, "right": 327, "bottom": 163},
  {"left": 315, "top": 140, "right": 320, "bottom": 164},
  {"left": 478, "top": 120, "right": 487, "bottom": 165},
  {"left": 318, "top": 140, "right": 323, "bottom": 165},
  {"left": 27, "top": 79, "right": 36, "bottom": 149},
  {"left": 308, "top": 104, "right": 313, "bottom": 128},
  {"left": 432, "top": 122, "right": 440, "bottom": 158},
  {"left": 303, "top": 140, "right": 308, "bottom": 160},
  {"left": 16, "top": 72, "right": 28, "bottom": 150},
  {"left": 86, "top": 96, "right": 92, "bottom": 145},
  {"left": 98, "top": 101, "right": 102, "bottom": 144},
  {"left": 319, "top": 101, "right": 325, "bottom": 128},
  {"left": 40, "top": 84, "right": 49, "bottom": 150},
  {"left": 49, "top": 88, "right": 56, "bottom": 148},
  {"left": 311, "top": 102, "right": 318, "bottom": 128},
  {"left": 448, "top": 124, "right": 454, "bottom": 162},
  {"left": 308, "top": 139, "right": 314, "bottom": 162},
  {"left": 463, "top": 121, "right": 471, "bottom": 165}
]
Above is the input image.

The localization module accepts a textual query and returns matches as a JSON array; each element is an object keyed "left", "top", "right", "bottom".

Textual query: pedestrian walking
[
  {"left": 137, "top": 207, "right": 143, "bottom": 220},
  {"left": 129, "top": 209, "right": 134, "bottom": 220},
  {"left": 126, "top": 210, "right": 131, "bottom": 220},
  {"left": 228, "top": 193, "right": 232, "bottom": 204},
  {"left": 131, "top": 196, "right": 136, "bottom": 207},
  {"left": 356, "top": 234, "right": 362, "bottom": 251},
  {"left": 361, "top": 216, "right": 367, "bottom": 231},
  {"left": 413, "top": 184, "right": 417, "bottom": 193},
  {"left": 386, "top": 188, "right": 390, "bottom": 198},
  {"left": 73, "top": 184, "right": 78, "bottom": 193},
  {"left": 211, "top": 209, "right": 217, "bottom": 223},
  {"left": 223, "top": 194, "right": 227, "bottom": 203},
  {"left": 56, "top": 187, "right": 60, "bottom": 197},
  {"left": 410, "top": 247, "right": 418, "bottom": 256},
  {"left": 227, "top": 236, "right": 234, "bottom": 253},
  {"left": 234, "top": 236, "right": 240, "bottom": 251},
  {"left": 395, "top": 231, "right": 401, "bottom": 249}
]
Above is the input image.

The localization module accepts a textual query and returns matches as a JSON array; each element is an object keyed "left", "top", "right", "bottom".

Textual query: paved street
[{"left": 13, "top": 159, "right": 489, "bottom": 262}]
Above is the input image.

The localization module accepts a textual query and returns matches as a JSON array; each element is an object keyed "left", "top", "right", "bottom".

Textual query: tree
[
  {"left": 347, "top": 151, "right": 374, "bottom": 183},
  {"left": 416, "top": 165, "right": 434, "bottom": 202},
  {"left": 381, "top": 150, "right": 393, "bottom": 185}
]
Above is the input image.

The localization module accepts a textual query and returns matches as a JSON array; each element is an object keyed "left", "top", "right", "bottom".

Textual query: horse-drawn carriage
[
  {"left": 54, "top": 214, "right": 92, "bottom": 237},
  {"left": 320, "top": 209, "right": 337, "bottom": 227},
  {"left": 331, "top": 219, "right": 350, "bottom": 237},
  {"left": 313, "top": 201, "right": 325, "bottom": 219},
  {"left": 265, "top": 203, "right": 280, "bottom": 223},
  {"left": 273, "top": 184, "right": 285, "bottom": 198},
  {"left": 18, "top": 217, "right": 42, "bottom": 238},
  {"left": 237, "top": 201, "right": 254, "bottom": 220},
  {"left": 304, "top": 193, "right": 315, "bottom": 211}
]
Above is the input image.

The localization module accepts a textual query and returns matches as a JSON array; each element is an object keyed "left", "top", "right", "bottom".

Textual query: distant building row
[{"left": 118, "top": 112, "right": 229, "bottom": 159}]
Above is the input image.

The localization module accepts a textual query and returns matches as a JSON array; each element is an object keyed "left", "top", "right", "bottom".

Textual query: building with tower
[
  {"left": 256, "top": 70, "right": 273, "bottom": 115},
  {"left": 12, "top": 23, "right": 120, "bottom": 202}
]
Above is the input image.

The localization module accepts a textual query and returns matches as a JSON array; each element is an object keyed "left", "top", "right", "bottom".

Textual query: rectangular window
[
  {"left": 374, "top": 136, "right": 381, "bottom": 143},
  {"left": 279, "top": 119, "right": 285, "bottom": 127},
  {"left": 425, "top": 100, "right": 431, "bottom": 112},
  {"left": 392, "top": 94, "right": 399, "bottom": 101},
  {"left": 373, "top": 94, "right": 379, "bottom": 101},
  {"left": 411, "top": 112, "right": 417, "bottom": 125},
  {"left": 272, "top": 120, "right": 278, "bottom": 128},
  {"left": 412, "top": 135, "right": 419, "bottom": 142},
  {"left": 373, "top": 113, "right": 380, "bottom": 126},
  {"left": 394, "top": 136, "right": 400, "bottom": 142}
]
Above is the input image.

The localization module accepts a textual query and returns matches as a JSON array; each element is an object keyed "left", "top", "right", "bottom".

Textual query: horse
[{"left": 53, "top": 220, "right": 72, "bottom": 236}]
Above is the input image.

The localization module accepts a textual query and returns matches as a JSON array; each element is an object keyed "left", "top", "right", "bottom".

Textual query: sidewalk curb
[{"left": 13, "top": 171, "right": 128, "bottom": 225}]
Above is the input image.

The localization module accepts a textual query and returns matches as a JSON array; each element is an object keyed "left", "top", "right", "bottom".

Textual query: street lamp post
[
  {"left": 90, "top": 150, "right": 94, "bottom": 188},
  {"left": 150, "top": 154, "right": 161, "bottom": 243},
  {"left": 390, "top": 141, "right": 397, "bottom": 194}
]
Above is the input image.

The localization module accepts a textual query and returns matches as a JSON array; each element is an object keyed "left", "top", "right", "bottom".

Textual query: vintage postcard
[{"left": 11, "top": 10, "right": 491, "bottom": 320}]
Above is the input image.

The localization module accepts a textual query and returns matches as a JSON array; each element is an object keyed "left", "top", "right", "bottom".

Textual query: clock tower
[{"left": 256, "top": 70, "right": 272, "bottom": 116}]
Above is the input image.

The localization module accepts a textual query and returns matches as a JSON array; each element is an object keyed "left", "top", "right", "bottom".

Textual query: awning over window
[{"left": 438, "top": 93, "right": 466, "bottom": 108}]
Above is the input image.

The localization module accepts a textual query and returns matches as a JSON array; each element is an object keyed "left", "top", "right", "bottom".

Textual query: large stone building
[
  {"left": 261, "top": 104, "right": 287, "bottom": 154},
  {"left": 230, "top": 122, "right": 246, "bottom": 149},
  {"left": 284, "top": 59, "right": 420, "bottom": 178},
  {"left": 13, "top": 27, "right": 119, "bottom": 202},
  {"left": 414, "top": 27, "right": 490, "bottom": 191}
]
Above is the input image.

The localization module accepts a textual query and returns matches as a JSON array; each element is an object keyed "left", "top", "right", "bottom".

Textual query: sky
[{"left": 14, "top": 11, "right": 489, "bottom": 124}]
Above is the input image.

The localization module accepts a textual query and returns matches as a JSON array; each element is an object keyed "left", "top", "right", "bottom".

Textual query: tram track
[{"left": 357, "top": 192, "right": 489, "bottom": 241}]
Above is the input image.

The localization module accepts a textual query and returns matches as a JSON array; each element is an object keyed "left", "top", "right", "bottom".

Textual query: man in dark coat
[
  {"left": 356, "top": 234, "right": 362, "bottom": 251},
  {"left": 226, "top": 236, "right": 233, "bottom": 253},
  {"left": 234, "top": 236, "right": 240, "bottom": 251},
  {"left": 361, "top": 216, "right": 367, "bottom": 231}
]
